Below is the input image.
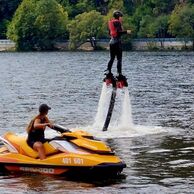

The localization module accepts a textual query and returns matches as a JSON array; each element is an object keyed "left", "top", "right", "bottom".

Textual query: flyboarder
[
  {"left": 104, "top": 10, "right": 131, "bottom": 81},
  {"left": 102, "top": 10, "right": 131, "bottom": 131}
]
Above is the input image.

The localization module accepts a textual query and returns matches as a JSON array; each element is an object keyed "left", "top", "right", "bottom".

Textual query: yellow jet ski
[{"left": 0, "top": 125, "right": 126, "bottom": 177}]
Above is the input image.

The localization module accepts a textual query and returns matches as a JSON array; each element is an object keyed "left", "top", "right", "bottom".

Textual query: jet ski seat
[{"left": 4, "top": 132, "right": 57, "bottom": 158}]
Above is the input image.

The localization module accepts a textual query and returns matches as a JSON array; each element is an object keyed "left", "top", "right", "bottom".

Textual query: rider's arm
[
  {"left": 114, "top": 21, "right": 127, "bottom": 36},
  {"left": 114, "top": 21, "right": 131, "bottom": 36},
  {"left": 45, "top": 116, "right": 54, "bottom": 129},
  {"left": 34, "top": 118, "right": 50, "bottom": 129}
]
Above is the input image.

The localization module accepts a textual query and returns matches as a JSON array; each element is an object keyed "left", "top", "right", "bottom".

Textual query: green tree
[
  {"left": 131, "top": 4, "right": 152, "bottom": 37},
  {"left": 123, "top": 0, "right": 134, "bottom": 15},
  {"left": 149, "top": 0, "right": 178, "bottom": 15},
  {"left": 149, "top": 15, "right": 169, "bottom": 38},
  {"left": 149, "top": 15, "right": 169, "bottom": 48},
  {"left": 34, "top": 0, "right": 68, "bottom": 49},
  {"left": 169, "top": 4, "right": 194, "bottom": 37},
  {"left": 138, "top": 15, "right": 153, "bottom": 37},
  {"left": 0, "top": 0, "right": 22, "bottom": 20},
  {"left": 108, "top": 0, "right": 124, "bottom": 10},
  {"left": 57, "top": 0, "right": 95, "bottom": 18},
  {"left": 68, "top": 10, "right": 104, "bottom": 49},
  {"left": 0, "top": 0, "right": 22, "bottom": 38},
  {"left": 135, "top": 7, "right": 169, "bottom": 39},
  {"left": 7, "top": 0, "right": 68, "bottom": 50},
  {"left": 0, "top": 19, "right": 9, "bottom": 38},
  {"left": 169, "top": 4, "right": 194, "bottom": 49}
]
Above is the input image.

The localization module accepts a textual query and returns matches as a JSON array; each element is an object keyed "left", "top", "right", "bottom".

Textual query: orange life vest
[{"left": 108, "top": 18, "right": 122, "bottom": 38}]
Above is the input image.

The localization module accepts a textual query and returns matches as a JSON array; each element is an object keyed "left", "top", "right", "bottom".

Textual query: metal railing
[
  {"left": 132, "top": 38, "right": 194, "bottom": 42},
  {"left": 0, "top": 39, "right": 15, "bottom": 45}
]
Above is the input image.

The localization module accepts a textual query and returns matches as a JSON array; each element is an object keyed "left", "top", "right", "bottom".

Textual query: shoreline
[{"left": 1, "top": 38, "right": 194, "bottom": 52}]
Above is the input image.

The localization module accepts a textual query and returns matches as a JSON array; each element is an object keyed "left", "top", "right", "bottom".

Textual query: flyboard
[{"left": 102, "top": 73, "right": 128, "bottom": 131}]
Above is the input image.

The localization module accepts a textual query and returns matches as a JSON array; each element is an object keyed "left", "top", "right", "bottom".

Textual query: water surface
[{"left": 0, "top": 51, "right": 194, "bottom": 193}]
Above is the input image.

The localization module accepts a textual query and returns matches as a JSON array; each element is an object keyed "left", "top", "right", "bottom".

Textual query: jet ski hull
[
  {"left": 0, "top": 131, "right": 126, "bottom": 177},
  {"left": 0, "top": 161, "right": 126, "bottom": 176}
]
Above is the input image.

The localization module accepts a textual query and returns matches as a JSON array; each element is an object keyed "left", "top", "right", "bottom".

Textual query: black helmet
[
  {"left": 39, "top": 104, "right": 51, "bottom": 113},
  {"left": 113, "top": 10, "right": 123, "bottom": 19}
]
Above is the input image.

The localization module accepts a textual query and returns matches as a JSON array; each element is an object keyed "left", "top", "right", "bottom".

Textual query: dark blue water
[{"left": 0, "top": 51, "right": 194, "bottom": 193}]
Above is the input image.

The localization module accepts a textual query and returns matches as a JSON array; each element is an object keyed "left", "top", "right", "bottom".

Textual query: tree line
[{"left": 0, "top": 0, "right": 194, "bottom": 50}]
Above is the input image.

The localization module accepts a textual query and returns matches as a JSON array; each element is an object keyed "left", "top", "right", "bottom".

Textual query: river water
[{"left": 0, "top": 51, "right": 194, "bottom": 193}]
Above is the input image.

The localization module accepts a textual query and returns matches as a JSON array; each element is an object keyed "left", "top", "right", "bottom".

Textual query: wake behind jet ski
[{"left": 0, "top": 124, "right": 126, "bottom": 177}]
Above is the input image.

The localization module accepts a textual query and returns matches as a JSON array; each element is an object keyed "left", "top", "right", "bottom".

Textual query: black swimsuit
[
  {"left": 27, "top": 118, "right": 47, "bottom": 148},
  {"left": 27, "top": 129, "right": 47, "bottom": 148}
]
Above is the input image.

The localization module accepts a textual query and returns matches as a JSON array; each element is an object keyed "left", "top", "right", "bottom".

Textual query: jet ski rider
[
  {"left": 26, "top": 104, "right": 53, "bottom": 160},
  {"left": 105, "top": 10, "right": 131, "bottom": 79}
]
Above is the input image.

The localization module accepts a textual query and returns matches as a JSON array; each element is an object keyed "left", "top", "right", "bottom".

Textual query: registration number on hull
[{"left": 63, "top": 158, "right": 84, "bottom": 165}]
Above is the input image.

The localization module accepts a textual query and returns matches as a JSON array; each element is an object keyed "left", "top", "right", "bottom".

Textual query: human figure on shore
[
  {"left": 26, "top": 104, "right": 53, "bottom": 160},
  {"left": 105, "top": 10, "right": 131, "bottom": 78},
  {"left": 90, "top": 36, "right": 96, "bottom": 49}
]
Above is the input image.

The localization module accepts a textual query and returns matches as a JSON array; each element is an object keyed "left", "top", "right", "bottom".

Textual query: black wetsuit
[
  {"left": 27, "top": 117, "right": 47, "bottom": 148},
  {"left": 107, "top": 20, "right": 127, "bottom": 74}
]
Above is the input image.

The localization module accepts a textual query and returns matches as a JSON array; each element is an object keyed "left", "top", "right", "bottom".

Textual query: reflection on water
[
  {"left": 0, "top": 174, "right": 96, "bottom": 193},
  {"left": 0, "top": 172, "right": 127, "bottom": 193},
  {"left": 0, "top": 51, "right": 194, "bottom": 193}
]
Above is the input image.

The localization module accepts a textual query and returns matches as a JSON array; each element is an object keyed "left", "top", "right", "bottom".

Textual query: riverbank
[
  {"left": 93, "top": 38, "right": 194, "bottom": 51},
  {"left": 1, "top": 38, "right": 194, "bottom": 51},
  {"left": 131, "top": 38, "right": 194, "bottom": 51}
]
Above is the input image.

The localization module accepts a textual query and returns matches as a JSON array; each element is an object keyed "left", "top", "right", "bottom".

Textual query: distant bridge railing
[
  {"left": 0, "top": 39, "right": 15, "bottom": 45},
  {"left": 0, "top": 39, "right": 15, "bottom": 51},
  {"left": 132, "top": 38, "right": 194, "bottom": 42}
]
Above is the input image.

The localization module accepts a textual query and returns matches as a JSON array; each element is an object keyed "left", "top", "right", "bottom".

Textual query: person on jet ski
[
  {"left": 105, "top": 10, "right": 131, "bottom": 80},
  {"left": 26, "top": 104, "right": 53, "bottom": 160}
]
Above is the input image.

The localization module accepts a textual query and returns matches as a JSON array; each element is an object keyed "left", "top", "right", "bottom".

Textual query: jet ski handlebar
[{"left": 52, "top": 124, "right": 71, "bottom": 133}]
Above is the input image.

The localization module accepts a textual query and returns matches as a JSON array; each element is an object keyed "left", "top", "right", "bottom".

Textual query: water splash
[
  {"left": 44, "top": 85, "right": 174, "bottom": 139},
  {"left": 93, "top": 84, "right": 134, "bottom": 131},
  {"left": 93, "top": 83, "right": 112, "bottom": 129},
  {"left": 119, "top": 87, "right": 134, "bottom": 130},
  {"left": 89, "top": 85, "right": 171, "bottom": 138}
]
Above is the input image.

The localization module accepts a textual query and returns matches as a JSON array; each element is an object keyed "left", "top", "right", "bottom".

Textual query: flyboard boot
[
  {"left": 103, "top": 71, "right": 116, "bottom": 87},
  {"left": 116, "top": 74, "right": 128, "bottom": 88}
]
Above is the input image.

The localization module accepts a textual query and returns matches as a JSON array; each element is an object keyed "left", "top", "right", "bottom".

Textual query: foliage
[
  {"left": 123, "top": 0, "right": 134, "bottom": 15},
  {"left": 0, "top": 0, "right": 22, "bottom": 38},
  {"left": 68, "top": 10, "right": 104, "bottom": 49},
  {"left": 168, "top": 4, "right": 194, "bottom": 38},
  {"left": 149, "top": 15, "right": 169, "bottom": 38},
  {"left": 148, "top": 0, "right": 178, "bottom": 15},
  {"left": 2, "top": 0, "right": 194, "bottom": 50},
  {"left": 7, "top": 0, "right": 68, "bottom": 50},
  {"left": 131, "top": 4, "right": 152, "bottom": 36},
  {"left": 0, "top": 0, "right": 22, "bottom": 20},
  {"left": 57, "top": 0, "right": 95, "bottom": 18},
  {"left": 108, "top": 0, "right": 124, "bottom": 10},
  {"left": 0, "top": 19, "right": 9, "bottom": 38},
  {"left": 137, "top": 15, "right": 153, "bottom": 38}
]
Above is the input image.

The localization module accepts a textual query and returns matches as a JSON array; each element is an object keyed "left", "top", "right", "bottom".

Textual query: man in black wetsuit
[{"left": 105, "top": 10, "right": 131, "bottom": 78}]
